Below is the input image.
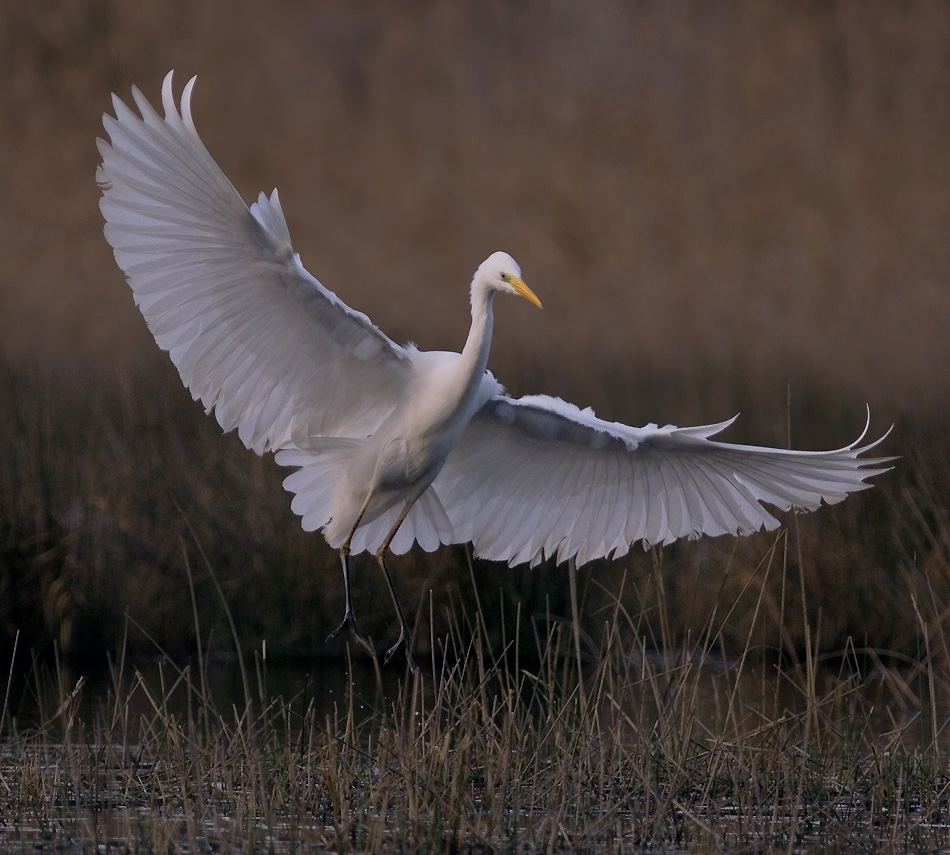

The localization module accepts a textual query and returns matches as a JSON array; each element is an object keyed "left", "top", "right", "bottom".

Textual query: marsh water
[{"left": 4, "top": 649, "right": 950, "bottom": 854}]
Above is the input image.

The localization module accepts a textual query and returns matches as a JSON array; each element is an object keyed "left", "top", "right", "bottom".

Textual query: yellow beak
[{"left": 508, "top": 276, "right": 543, "bottom": 309}]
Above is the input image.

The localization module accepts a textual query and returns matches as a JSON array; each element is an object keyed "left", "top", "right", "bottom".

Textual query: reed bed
[
  {"left": 2, "top": 355, "right": 940, "bottom": 663},
  {"left": 2, "top": 359, "right": 948, "bottom": 852},
  {"left": 3, "top": 575, "right": 950, "bottom": 854}
]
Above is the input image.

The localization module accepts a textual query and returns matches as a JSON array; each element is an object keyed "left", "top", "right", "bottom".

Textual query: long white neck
[{"left": 456, "top": 279, "right": 495, "bottom": 401}]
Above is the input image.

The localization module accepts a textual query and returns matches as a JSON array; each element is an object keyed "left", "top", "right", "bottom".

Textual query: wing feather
[
  {"left": 642, "top": 454, "right": 667, "bottom": 545},
  {"left": 432, "top": 395, "right": 892, "bottom": 567},
  {"left": 538, "top": 431, "right": 593, "bottom": 562},
  {"left": 98, "top": 72, "right": 412, "bottom": 454},
  {"left": 569, "top": 453, "right": 603, "bottom": 565},
  {"left": 516, "top": 439, "right": 571, "bottom": 564}
]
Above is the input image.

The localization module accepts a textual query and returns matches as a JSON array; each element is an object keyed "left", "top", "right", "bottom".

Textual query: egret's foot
[
  {"left": 383, "top": 628, "right": 425, "bottom": 673},
  {"left": 326, "top": 611, "right": 365, "bottom": 643}
]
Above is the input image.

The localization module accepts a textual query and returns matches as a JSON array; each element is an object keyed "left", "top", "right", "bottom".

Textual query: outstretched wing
[
  {"left": 432, "top": 394, "right": 893, "bottom": 567},
  {"left": 97, "top": 72, "right": 411, "bottom": 453}
]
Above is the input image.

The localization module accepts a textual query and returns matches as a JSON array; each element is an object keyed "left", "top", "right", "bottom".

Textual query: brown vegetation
[
  {"left": 3, "top": 598, "right": 950, "bottom": 852},
  {"left": 1, "top": 2, "right": 948, "bottom": 666}
]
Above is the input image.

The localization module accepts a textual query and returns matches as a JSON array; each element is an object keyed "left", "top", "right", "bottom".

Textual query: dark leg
[
  {"left": 326, "top": 545, "right": 365, "bottom": 642},
  {"left": 326, "top": 490, "right": 375, "bottom": 644},
  {"left": 376, "top": 500, "right": 425, "bottom": 672},
  {"left": 377, "top": 552, "right": 424, "bottom": 671}
]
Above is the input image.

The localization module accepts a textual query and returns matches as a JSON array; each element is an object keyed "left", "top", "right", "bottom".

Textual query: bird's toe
[
  {"left": 326, "top": 612, "right": 365, "bottom": 643},
  {"left": 383, "top": 631, "right": 425, "bottom": 673}
]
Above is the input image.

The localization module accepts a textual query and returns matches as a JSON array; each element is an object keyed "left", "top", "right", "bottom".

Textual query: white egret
[{"left": 97, "top": 73, "right": 892, "bottom": 669}]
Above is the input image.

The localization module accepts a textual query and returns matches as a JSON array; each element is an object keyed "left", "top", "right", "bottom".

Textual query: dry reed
[{"left": 2, "top": 567, "right": 949, "bottom": 853}]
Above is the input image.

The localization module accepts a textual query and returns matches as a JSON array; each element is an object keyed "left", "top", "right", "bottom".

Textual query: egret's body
[
  {"left": 323, "top": 281, "right": 505, "bottom": 550},
  {"left": 97, "top": 74, "right": 892, "bottom": 669}
]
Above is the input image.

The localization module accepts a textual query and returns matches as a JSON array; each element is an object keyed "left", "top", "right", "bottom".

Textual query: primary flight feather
[{"left": 97, "top": 73, "right": 891, "bottom": 669}]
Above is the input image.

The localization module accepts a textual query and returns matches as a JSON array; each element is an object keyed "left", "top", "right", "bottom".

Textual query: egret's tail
[
  {"left": 348, "top": 486, "right": 455, "bottom": 556},
  {"left": 277, "top": 439, "right": 455, "bottom": 555},
  {"left": 276, "top": 439, "right": 361, "bottom": 536}
]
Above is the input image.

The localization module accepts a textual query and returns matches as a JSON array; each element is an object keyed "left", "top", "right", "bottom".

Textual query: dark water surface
[{"left": 4, "top": 654, "right": 403, "bottom": 730}]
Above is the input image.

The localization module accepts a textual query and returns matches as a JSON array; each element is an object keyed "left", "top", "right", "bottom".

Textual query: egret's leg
[
  {"left": 327, "top": 490, "right": 375, "bottom": 643},
  {"left": 326, "top": 545, "right": 365, "bottom": 642},
  {"left": 377, "top": 553, "right": 424, "bottom": 671},
  {"left": 376, "top": 500, "right": 425, "bottom": 672}
]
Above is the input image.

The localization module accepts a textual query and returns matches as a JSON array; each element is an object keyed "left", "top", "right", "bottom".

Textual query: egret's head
[{"left": 474, "top": 251, "right": 542, "bottom": 308}]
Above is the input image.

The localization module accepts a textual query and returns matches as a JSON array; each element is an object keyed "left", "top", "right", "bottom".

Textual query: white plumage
[{"left": 97, "top": 73, "right": 892, "bottom": 669}]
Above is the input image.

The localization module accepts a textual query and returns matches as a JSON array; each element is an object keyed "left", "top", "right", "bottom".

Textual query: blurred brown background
[
  {"left": 4, "top": 0, "right": 949, "bottom": 415},
  {"left": 1, "top": 1, "right": 947, "bottom": 662}
]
